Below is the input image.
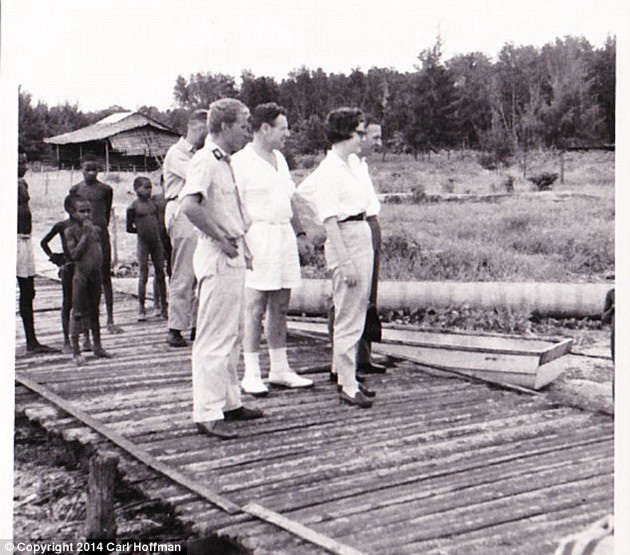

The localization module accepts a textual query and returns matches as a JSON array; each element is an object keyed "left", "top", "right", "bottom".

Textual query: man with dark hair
[
  {"left": 179, "top": 98, "right": 263, "bottom": 440},
  {"left": 69, "top": 153, "right": 123, "bottom": 334},
  {"left": 232, "top": 102, "right": 314, "bottom": 396},
  {"left": 17, "top": 153, "right": 57, "bottom": 354},
  {"left": 163, "top": 109, "right": 208, "bottom": 347},
  {"left": 350, "top": 114, "right": 387, "bottom": 374}
]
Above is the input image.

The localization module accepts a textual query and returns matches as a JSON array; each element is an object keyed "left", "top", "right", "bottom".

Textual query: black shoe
[
  {"left": 190, "top": 328, "right": 196, "bottom": 341},
  {"left": 196, "top": 421, "right": 238, "bottom": 440},
  {"left": 26, "top": 342, "right": 59, "bottom": 354},
  {"left": 224, "top": 406, "right": 264, "bottom": 421},
  {"left": 339, "top": 390, "right": 373, "bottom": 408},
  {"left": 357, "top": 362, "right": 387, "bottom": 374},
  {"left": 167, "top": 330, "right": 188, "bottom": 348},
  {"left": 359, "top": 382, "right": 376, "bottom": 397},
  {"left": 337, "top": 382, "right": 374, "bottom": 395},
  {"left": 332, "top": 372, "right": 364, "bottom": 386}
]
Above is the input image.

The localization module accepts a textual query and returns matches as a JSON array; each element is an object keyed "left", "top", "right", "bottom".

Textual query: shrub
[{"left": 528, "top": 172, "right": 559, "bottom": 191}]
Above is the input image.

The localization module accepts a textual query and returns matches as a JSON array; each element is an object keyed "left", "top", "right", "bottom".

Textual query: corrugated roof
[
  {"left": 96, "top": 112, "right": 135, "bottom": 124},
  {"left": 44, "top": 112, "right": 177, "bottom": 145}
]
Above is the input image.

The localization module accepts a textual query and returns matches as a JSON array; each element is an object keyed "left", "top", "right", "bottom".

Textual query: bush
[{"left": 479, "top": 127, "right": 514, "bottom": 169}]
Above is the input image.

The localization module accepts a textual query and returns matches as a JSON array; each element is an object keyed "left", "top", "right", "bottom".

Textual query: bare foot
[
  {"left": 27, "top": 343, "right": 59, "bottom": 354},
  {"left": 107, "top": 322, "right": 124, "bottom": 334},
  {"left": 62, "top": 343, "right": 72, "bottom": 355},
  {"left": 93, "top": 348, "right": 113, "bottom": 358},
  {"left": 73, "top": 354, "right": 87, "bottom": 366}
]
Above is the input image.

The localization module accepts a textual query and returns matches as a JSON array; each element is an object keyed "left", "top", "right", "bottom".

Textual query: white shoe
[
  {"left": 241, "top": 375, "right": 269, "bottom": 396},
  {"left": 268, "top": 371, "right": 314, "bottom": 389}
]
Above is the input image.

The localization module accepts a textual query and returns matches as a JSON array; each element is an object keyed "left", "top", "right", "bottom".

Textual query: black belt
[{"left": 339, "top": 212, "right": 366, "bottom": 223}]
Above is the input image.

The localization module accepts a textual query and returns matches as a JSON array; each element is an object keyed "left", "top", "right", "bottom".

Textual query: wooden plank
[
  {"left": 15, "top": 372, "right": 241, "bottom": 514},
  {"left": 288, "top": 319, "right": 557, "bottom": 352},
  {"left": 242, "top": 503, "right": 366, "bottom": 555}
]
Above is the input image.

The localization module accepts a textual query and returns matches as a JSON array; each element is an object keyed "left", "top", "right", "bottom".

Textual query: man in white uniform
[
  {"left": 179, "top": 99, "right": 263, "bottom": 440},
  {"left": 163, "top": 110, "right": 208, "bottom": 347},
  {"left": 231, "top": 103, "right": 314, "bottom": 395}
]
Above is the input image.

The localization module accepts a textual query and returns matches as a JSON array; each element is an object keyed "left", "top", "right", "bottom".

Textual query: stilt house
[{"left": 44, "top": 112, "right": 180, "bottom": 171}]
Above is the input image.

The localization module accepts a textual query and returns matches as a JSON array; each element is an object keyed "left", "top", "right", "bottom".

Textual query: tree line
[{"left": 19, "top": 35, "right": 615, "bottom": 165}]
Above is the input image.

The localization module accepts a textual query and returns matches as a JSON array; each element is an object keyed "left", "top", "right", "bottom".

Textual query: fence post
[
  {"left": 560, "top": 150, "right": 565, "bottom": 184},
  {"left": 85, "top": 453, "right": 118, "bottom": 540},
  {"left": 111, "top": 207, "right": 119, "bottom": 268}
]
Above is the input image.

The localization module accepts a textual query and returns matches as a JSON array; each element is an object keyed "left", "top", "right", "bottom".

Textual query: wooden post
[
  {"left": 105, "top": 142, "right": 110, "bottom": 173},
  {"left": 111, "top": 207, "right": 118, "bottom": 267},
  {"left": 86, "top": 454, "right": 118, "bottom": 540},
  {"left": 560, "top": 150, "right": 565, "bottom": 184},
  {"left": 56, "top": 145, "right": 60, "bottom": 167}
]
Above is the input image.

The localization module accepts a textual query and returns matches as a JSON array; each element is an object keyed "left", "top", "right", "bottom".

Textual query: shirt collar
[
  {"left": 325, "top": 149, "right": 349, "bottom": 167},
  {"left": 204, "top": 140, "right": 230, "bottom": 162},
  {"left": 178, "top": 137, "right": 195, "bottom": 153}
]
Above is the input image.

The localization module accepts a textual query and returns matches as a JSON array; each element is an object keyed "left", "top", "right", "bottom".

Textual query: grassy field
[{"left": 25, "top": 149, "right": 614, "bottom": 283}]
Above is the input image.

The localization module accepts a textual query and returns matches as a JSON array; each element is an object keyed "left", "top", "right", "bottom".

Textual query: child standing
[
  {"left": 64, "top": 195, "right": 112, "bottom": 366},
  {"left": 126, "top": 177, "right": 168, "bottom": 321},
  {"left": 40, "top": 195, "right": 91, "bottom": 353}
]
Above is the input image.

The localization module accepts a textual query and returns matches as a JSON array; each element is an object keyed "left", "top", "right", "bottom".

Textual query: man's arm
[
  {"left": 290, "top": 198, "right": 314, "bottom": 258},
  {"left": 180, "top": 194, "right": 238, "bottom": 258}
]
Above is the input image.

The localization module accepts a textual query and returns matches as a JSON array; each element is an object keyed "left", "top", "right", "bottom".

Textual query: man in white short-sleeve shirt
[
  {"left": 162, "top": 109, "right": 208, "bottom": 348},
  {"left": 179, "top": 98, "right": 263, "bottom": 440},
  {"left": 232, "top": 103, "right": 314, "bottom": 395},
  {"left": 348, "top": 116, "right": 388, "bottom": 375}
]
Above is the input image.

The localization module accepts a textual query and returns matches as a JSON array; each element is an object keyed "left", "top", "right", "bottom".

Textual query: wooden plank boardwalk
[{"left": 15, "top": 277, "right": 613, "bottom": 554}]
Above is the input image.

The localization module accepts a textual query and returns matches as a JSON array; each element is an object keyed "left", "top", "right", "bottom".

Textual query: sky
[{"left": 3, "top": 0, "right": 625, "bottom": 112}]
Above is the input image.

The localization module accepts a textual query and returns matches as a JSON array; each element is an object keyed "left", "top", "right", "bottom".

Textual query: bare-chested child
[
  {"left": 126, "top": 176, "right": 168, "bottom": 321},
  {"left": 64, "top": 195, "right": 112, "bottom": 365},
  {"left": 70, "top": 154, "right": 123, "bottom": 334},
  {"left": 40, "top": 195, "right": 91, "bottom": 354}
]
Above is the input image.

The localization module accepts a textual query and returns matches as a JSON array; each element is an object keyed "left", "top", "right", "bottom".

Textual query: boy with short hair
[
  {"left": 64, "top": 195, "right": 112, "bottom": 365},
  {"left": 70, "top": 154, "right": 123, "bottom": 334},
  {"left": 40, "top": 195, "right": 91, "bottom": 353},
  {"left": 126, "top": 176, "right": 168, "bottom": 321}
]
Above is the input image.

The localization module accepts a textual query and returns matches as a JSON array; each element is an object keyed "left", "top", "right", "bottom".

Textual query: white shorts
[
  {"left": 245, "top": 222, "right": 301, "bottom": 291},
  {"left": 16, "top": 234, "right": 36, "bottom": 278}
]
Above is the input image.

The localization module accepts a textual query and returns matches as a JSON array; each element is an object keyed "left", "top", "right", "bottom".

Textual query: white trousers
[
  {"left": 166, "top": 203, "right": 198, "bottom": 331},
  {"left": 325, "top": 221, "right": 373, "bottom": 390},
  {"left": 191, "top": 240, "right": 245, "bottom": 422}
]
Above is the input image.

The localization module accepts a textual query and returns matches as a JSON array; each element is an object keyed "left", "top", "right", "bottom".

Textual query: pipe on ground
[{"left": 288, "top": 279, "right": 613, "bottom": 318}]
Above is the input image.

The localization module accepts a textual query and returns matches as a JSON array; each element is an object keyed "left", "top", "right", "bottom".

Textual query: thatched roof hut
[{"left": 44, "top": 112, "right": 180, "bottom": 171}]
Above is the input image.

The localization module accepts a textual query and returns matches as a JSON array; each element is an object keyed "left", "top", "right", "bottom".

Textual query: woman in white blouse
[{"left": 298, "top": 108, "right": 375, "bottom": 408}]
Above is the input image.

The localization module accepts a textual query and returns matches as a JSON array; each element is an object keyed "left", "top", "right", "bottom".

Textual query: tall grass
[
  {"left": 379, "top": 196, "right": 614, "bottom": 281},
  {"left": 24, "top": 150, "right": 614, "bottom": 282}
]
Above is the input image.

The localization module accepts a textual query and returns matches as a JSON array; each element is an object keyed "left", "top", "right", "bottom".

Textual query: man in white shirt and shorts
[{"left": 232, "top": 103, "right": 314, "bottom": 396}]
